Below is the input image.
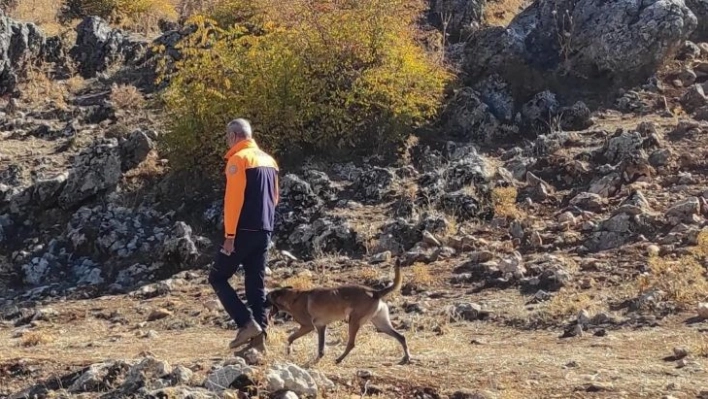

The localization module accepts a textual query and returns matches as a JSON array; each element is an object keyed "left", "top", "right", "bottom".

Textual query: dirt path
[{"left": 2, "top": 289, "right": 707, "bottom": 398}]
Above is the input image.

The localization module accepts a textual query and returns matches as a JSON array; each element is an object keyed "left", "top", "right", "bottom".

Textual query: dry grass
[
  {"left": 483, "top": 0, "right": 527, "bottom": 27},
  {"left": 109, "top": 83, "right": 146, "bottom": 111},
  {"left": 20, "top": 331, "right": 55, "bottom": 347},
  {"left": 409, "top": 263, "right": 436, "bottom": 288},
  {"left": 636, "top": 230, "right": 708, "bottom": 308},
  {"left": 279, "top": 273, "right": 315, "bottom": 290},
  {"left": 18, "top": 63, "right": 70, "bottom": 109},
  {"left": 537, "top": 290, "right": 606, "bottom": 322},
  {"left": 7, "top": 0, "right": 65, "bottom": 35},
  {"left": 491, "top": 186, "right": 523, "bottom": 220}
]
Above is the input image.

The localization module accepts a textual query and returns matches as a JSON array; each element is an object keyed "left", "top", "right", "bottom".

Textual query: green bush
[{"left": 157, "top": 0, "right": 452, "bottom": 174}]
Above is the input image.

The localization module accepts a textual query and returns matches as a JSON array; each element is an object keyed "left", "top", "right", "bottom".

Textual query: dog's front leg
[{"left": 287, "top": 325, "right": 314, "bottom": 355}]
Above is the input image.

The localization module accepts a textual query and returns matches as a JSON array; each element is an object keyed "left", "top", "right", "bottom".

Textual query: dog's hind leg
[
  {"left": 370, "top": 302, "right": 411, "bottom": 365},
  {"left": 315, "top": 324, "right": 327, "bottom": 360},
  {"left": 287, "top": 324, "right": 314, "bottom": 355},
  {"left": 335, "top": 318, "right": 363, "bottom": 364}
]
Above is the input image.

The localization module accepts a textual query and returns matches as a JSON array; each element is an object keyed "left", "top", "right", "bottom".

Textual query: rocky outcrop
[
  {"left": 686, "top": 0, "right": 708, "bottom": 41},
  {"left": 0, "top": 11, "right": 46, "bottom": 95},
  {"left": 70, "top": 16, "right": 148, "bottom": 78},
  {"left": 428, "top": 0, "right": 485, "bottom": 42},
  {"left": 465, "top": 0, "right": 698, "bottom": 98}
]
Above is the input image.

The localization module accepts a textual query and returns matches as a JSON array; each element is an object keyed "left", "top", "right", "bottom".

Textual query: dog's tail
[{"left": 374, "top": 259, "right": 403, "bottom": 299}]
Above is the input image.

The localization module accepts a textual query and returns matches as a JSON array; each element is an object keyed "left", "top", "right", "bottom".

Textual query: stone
[
  {"left": 681, "top": 84, "right": 708, "bottom": 113},
  {"left": 120, "top": 130, "right": 153, "bottom": 171},
  {"left": 58, "top": 139, "right": 122, "bottom": 209},
  {"left": 447, "top": 302, "right": 488, "bottom": 322},
  {"left": 148, "top": 308, "right": 173, "bottom": 321},
  {"left": 464, "top": 0, "right": 698, "bottom": 99},
  {"left": 665, "top": 197, "right": 701, "bottom": 225},
  {"left": 428, "top": 0, "right": 485, "bottom": 42},
  {"left": 697, "top": 303, "right": 708, "bottom": 320},
  {"left": 70, "top": 16, "right": 147, "bottom": 78},
  {"left": 265, "top": 363, "right": 334, "bottom": 397},
  {"left": 570, "top": 192, "right": 606, "bottom": 212},
  {"left": 205, "top": 361, "right": 256, "bottom": 393}
]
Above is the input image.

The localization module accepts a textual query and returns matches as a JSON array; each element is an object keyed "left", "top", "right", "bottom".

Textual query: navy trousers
[{"left": 208, "top": 230, "right": 271, "bottom": 334}]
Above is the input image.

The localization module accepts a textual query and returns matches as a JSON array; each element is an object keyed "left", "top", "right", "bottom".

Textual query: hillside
[{"left": 2, "top": 0, "right": 708, "bottom": 398}]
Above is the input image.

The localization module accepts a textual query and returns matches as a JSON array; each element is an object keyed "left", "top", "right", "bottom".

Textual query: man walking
[{"left": 209, "top": 118, "right": 279, "bottom": 353}]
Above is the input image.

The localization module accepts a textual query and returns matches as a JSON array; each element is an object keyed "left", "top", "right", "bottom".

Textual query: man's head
[{"left": 226, "top": 118, "right": 253, "bottom": 147}]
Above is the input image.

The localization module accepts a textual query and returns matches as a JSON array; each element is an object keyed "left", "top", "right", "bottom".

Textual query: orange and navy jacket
[{"left": 223, "top": 139, "right": 279, "bottom": 239}]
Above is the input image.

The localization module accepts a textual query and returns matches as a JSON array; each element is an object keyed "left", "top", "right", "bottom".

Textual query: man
[{"left": 208, "top": 118, "right": 279, "bottom": 353}]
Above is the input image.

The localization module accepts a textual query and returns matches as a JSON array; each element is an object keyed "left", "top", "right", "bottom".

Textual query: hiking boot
[
  {"left": 228, "top": 320, "right": 263, "bottom": 349},
  {"left": 249, "top": 333, "right": 267, "bottom": 355}
]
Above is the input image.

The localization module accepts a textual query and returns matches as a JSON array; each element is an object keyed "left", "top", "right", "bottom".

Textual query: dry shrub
[
  {"left": 491, "top": 186, "right": 523, "bottom": 219},
  {"left": 483, "top": 0, "right": 527, "bottom": 27},
  {"left": 280, "top": 274, "right": 314, "bottom": 291},
  {"left": 21, "top": 331, "right": 54, "bottom": 347},
  {"left": 19, "top": 63, "right": 69, "bottom": 108},
  {"left": 539, "top": 291, "right": 604, "bottom": 321},
  {"left": 355, "top": 267, "right": 379, "bottom": 284},
  {"left": 410, "top": 263, "right": 435, "bottom": 287},
  {"left": 636, "top": 230, "right": 708, "bottom": 307},
  {"left": 109, "top": 83, "right": 146, "bottom": 111}
]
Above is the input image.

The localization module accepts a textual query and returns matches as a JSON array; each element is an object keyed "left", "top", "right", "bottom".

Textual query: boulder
[
  {"left": 428, "top": 0, "right": 485, "bottom": 42},
  {"left": 265, "top": 363, "right": 334, "bottom": 397},
  {"left": 686, "top": 0, "right": 708, "bottom": 41},
  {"left": 70, "top": 16, "right": 147, "bottom": 78},
  {"left": 465, "top": 0, "right": 698, "bottom": 98},
  {"left": 0, "top": 11, "right": 46, "bottom": 95},
  {"left": 119, "top": 130, "right": 153, "bottom": 171},
  {"left": 58, "top": 139, "right": 122, "bottom": 209}
]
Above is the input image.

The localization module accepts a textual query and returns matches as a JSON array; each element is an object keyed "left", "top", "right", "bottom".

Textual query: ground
[{"left": 1, "top": 262, "right": 707, "bottom": 399}]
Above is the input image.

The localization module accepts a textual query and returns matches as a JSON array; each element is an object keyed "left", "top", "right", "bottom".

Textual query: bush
[
  {"left": 61, "top": 0, "right": 177, "bottom": 31},
  {"left": 157, "top": 0, "right": 452, "bottom": 174}
]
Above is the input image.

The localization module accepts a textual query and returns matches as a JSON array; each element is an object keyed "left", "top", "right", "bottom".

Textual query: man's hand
[{"left": 221, "top": 237, "right": 235, "bottom": 255}]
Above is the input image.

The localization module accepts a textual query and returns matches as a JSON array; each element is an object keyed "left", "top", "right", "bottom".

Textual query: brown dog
[{"left": 266, "top": 261, "right": 411, "bottom": 365}]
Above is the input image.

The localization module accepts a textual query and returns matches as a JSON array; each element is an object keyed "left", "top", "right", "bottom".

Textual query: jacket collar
[{"left": 224, "top": 138, "right": 258, "bottom": 160}]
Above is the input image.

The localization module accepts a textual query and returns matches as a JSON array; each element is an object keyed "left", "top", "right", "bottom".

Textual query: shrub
[{"left": 158, "top": 0, "right": 452, "bottom": 174}]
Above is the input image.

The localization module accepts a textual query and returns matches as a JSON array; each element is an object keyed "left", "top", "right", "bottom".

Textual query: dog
[{"left": 266, "top": 260, "right": 410, "bottom": 365}]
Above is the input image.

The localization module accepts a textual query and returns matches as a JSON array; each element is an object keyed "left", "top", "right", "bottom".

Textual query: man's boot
[
  {"left": 229, "top": 320, "right": 263, "bottom": 349},
  {"left": 249, "top": 333, "right": 267, "bottom": 355}
]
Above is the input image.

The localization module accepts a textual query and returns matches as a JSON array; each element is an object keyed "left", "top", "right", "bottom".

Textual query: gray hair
[{"left": 226, "top": 118, "right": 253, "bottom": 139}]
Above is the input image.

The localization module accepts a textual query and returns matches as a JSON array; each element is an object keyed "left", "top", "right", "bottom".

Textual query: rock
[
  {"left": 446, "top": 302, "right": 489, "bottom": 321},
  {"left": 70, "top": 16, "right": 147, "bottom": 78},
  {"left": 665, "top": 197, "right": 701, "bottom": 225},
  {"left": 649, "top": 148, "right": 672, "bottom": 167},
  {"left": 499, "top": 252, "right": 525, "bottom": 277},
  {"left": 351, "top": 167, "right": 395, "bottom": 203},
  {"left": 0, "top": 12, "right": 47, "bottom": 95},
  {"left": 677, "top": 67, "right": 697, "bottom": 86},
  {"left": 303, "top": 170, "right": 338, "bottom": 202},
  {"left": 439, "top": 191, "right": 482, "bottom": 220},
  {"left": 119, "top": 130, "right": 153, "bottom": 171},
  {"left": 570, "top": 192, "right": 606, "bottom": 212},
  {"left": 422, "top": 230, "right": 442, "bottom": 247},
  {"left": 560, "top": 101, "right": 594, "bottom": 131},
  {"left": 475, "top": 74, "right": 516, "bottom": 122},
  {"left": 577, "top": 309, "right": 591, "bottom": 327},
  {"left": 148, "top": 308, "right": 172, "bottom": 321},
  {"left": 32, "top": 172, "right": 68, "bottom": 207},
  {"left": 122, "top": 357, "right": 172, "bottom": 391},
  {"left": 673, "top": 347, "right": 689, "bottom": 360},
  {"left": 273, "top": 392, "right": 300, "bottom": 399},
  {"left": 428, "top": 0, "right": 484, "bottom": 42},
  {"left": 442, "top": 87, "right": 513, "bottom": 143},
  {"left": 697, "top": 302, "right": 708, "bottom": 320},
  {"left": 68, "top": 361, "right": 130, "bottom": 393},
  {"left": 265, "top": 363, "right": 334, "bottom": 397},
  {"left": 449, "top": 391, "right": 488, "bottom": 399},
  {"left": 160, "top": 221, "right": 202, "bottom": 266},
  {"left": 521, "top": 90, "right": 560, "bottom": 132},
  {"left": 524, "top": 172, "right": 554, "bottom": 201},
  {"left": 681, "top": 84, "right": 708, "bottom": 113},
  {"left": 465, "top": 0, "right": 698, "bottom": 99},
  {"left": 205, "top": 361, "right": 256, "bottom": 393},
  {"left": 286, "top": 216, "right": 361, "bottom": 259},
  {"left": 58, "top": 139, "right": 122, "bottom": 209},
  {"left": 686, "top": 0, "right": 708, "bottom": 42}
]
